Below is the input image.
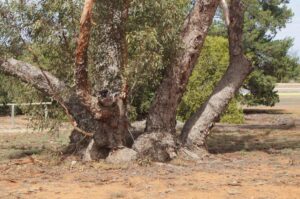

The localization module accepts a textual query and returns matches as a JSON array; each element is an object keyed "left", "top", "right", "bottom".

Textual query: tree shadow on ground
[{"left": 243, "top": 108, "right": 290, "bottom": 115}]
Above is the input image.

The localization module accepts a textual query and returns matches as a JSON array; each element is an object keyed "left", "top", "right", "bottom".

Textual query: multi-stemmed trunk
[
  {"left": 145, "top": 0, "right": 219, "bottom": 133},
  {"left": 133, "top": 0, "right": 220, "bottom": 161},
  {"left": 0, "top": 0, "right": 130, "bottom": 161},
  {"left": 135, "top": 0, "right": 253, "bottom": 160},
  {"left": 0, "top": 0, "right": 253, "bottom": 162},
  {"left": 0, "top": 59, "right": 129, "bottom": 160},
  {"left": 180, "top": 0, "right": 253, "bottom": 155}
]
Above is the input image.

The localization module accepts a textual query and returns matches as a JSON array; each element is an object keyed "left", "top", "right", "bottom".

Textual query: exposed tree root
[{"left": 133, "top": 132, "right": 177, "bottom": 162}]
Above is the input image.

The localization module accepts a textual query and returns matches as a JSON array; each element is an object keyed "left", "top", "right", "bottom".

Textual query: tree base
[
  {"left": 64, "top": 130, "right": 110, "bottom": 160},
  {"left": 65, "top": 127, "right": 210, "bottom": 163},
  {"left": 133, "top": 132, "right": 177, "bottom": 162}
]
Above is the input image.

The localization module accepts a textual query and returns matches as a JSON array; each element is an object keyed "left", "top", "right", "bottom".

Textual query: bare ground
[{"left": 0, "top": 106, "right": 300, "bottom": 199}]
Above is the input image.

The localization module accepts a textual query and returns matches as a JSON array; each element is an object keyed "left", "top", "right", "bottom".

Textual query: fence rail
[{"left": 0, "top": 102, "right": 52, "bottom": 128}]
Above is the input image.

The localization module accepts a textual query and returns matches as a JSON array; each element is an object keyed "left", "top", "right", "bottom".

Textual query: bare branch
[
  {"left": 75, "top": 0, "right": 95, "bottom": 94},
  {"left": 0, "top": 58, "right": 95, "bottom": 137},
  {"left": 0, "top": 58, "right": 66, "bottom": 96}
]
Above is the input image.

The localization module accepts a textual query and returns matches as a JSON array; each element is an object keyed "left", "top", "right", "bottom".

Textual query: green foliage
[
  {"left": 249, "top": 38, "right": 300, "bottom": 83},
  {"left": 0, "top": 0, "right": 190, "bottom": 121},
  {"left": 0, "top": 0, "right": 299, "bottom": 124},
  {"left": 243, "top": 70, "right": 279, "bottom": 106},
  {"left": 0, "top": 0, "right": 79, "bottom": 91},
  {"left": 211, "top": 0, "right": 300, "bottom": 106},
  {"left": 0, "top": 0, "right": 78, "bottom": 124},
  {"left": 0, "top": 75, "right": 9, "bottom": 104},
  {"left": 126, "top": 0, "right": 189, "bottom": 119},
  {"left": 243, "top": 0, "right": 300, "bottom": 105},
  {"left": 177, "top": 36, "right": 244, "bottom": 124},
  {"left": 220, "top": 98, "right": 244, "bottom": 124}
]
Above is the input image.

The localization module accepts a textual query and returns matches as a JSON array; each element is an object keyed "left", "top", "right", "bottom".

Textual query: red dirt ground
[{"left": 0, "top": 105, "right": 299, "bottom": 199}]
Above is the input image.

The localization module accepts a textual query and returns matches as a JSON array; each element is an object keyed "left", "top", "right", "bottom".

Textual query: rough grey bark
[
  {"left": 145, "top": 0, "right": 220, "bottom": 133},
  {"left": 0, "top": 59, "right": 68, "bottom": 98},
  {"left": 0, "top": 58, "right": 129, "bottom": 160},
  {"left": 180, "top": 0, "right": 253, "bottom": 152}
]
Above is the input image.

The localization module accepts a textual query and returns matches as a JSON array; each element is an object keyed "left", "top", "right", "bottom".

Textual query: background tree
[{"left": 211, "top": 0, "right": 300, "bottom": 106}]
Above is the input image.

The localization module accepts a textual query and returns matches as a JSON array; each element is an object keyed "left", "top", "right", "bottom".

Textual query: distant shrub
[
  {"left": 220, "top": 98, "right": 244, "bottom": 124},
  {"left": 177, "top": 36, "right": 244, "bottom": 124}
]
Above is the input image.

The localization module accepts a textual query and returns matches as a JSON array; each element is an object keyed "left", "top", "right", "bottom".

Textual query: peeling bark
[
  {"left": 1, "top": 0, "right": 131, "bottom": 161},
  {"left": 75, "top": 0, "right": 95, "bottom": 94},
  {"left": 73, "top": 0, "right": 110, "bottom": 121},
  {"left": 180, "top": 0, "right": 253, "bottom": 152},
  {"left": 145, "top": 0, "right": 219, "bottom": 133}
]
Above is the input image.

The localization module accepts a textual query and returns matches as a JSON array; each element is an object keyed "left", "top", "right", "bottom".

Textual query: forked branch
[{"left": 180, "top": 0, "right": 253, "bottom": 149}]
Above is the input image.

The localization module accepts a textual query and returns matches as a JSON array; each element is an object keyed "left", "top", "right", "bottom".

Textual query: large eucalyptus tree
[{"left": 0, "top": 0, "right": 253, "bottom": 161}]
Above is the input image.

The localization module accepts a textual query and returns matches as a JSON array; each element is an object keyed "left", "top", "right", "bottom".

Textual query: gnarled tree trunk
[
  {"left": 0, "top": 0, "right": 130, "bottom": 161},
  {"left": 180, "top": 0, "right": 253, "bottom": 155},
  {"left": 0, "top": 59, "right": 129, "bottom": 160},
  {"left": 133, "top": 0, "right": 219, "bottom": 161},
  {"left": 145, "top": 0, "right": 219, "bottom": 133}
]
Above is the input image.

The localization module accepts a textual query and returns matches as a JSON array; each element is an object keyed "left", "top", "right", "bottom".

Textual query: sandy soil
[
  {"left": 0, "top": 107, "right": 299, "bottom": 199},
  {"left": 0, "top": 150, "right": 299, "bottom": 199}
]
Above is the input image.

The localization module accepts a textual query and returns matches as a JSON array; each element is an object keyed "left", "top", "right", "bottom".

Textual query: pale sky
[{"left": 276, "top": 0, "right": 300, "bottom": 58}]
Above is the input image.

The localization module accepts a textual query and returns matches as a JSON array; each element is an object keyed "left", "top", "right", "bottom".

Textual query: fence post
[
  {"left": 44, "top": 105, "right": 48, "bottom": 119},
  {"left": 11, "top": 104, "right": 15, "bottom": 129}
]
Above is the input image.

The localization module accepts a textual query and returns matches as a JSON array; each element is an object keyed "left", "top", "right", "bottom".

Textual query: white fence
[{"left": 0, "top": 102, "right": 52, "bottom": 128}]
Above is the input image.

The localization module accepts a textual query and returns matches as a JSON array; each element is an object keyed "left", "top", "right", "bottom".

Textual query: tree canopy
[{"left": 1, "top": 0, "right": 299, "bottom": 116}]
